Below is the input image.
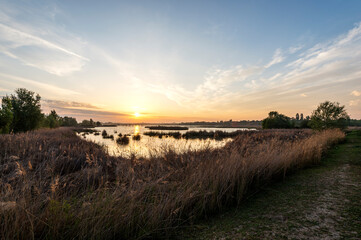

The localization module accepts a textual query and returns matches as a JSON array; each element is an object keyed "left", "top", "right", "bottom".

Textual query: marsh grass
[
  {"left": 143, "top": 130, "right": 248, "bottom": 140},
  {"left": 0, "top": 128, "right": 344, "bottom": 239}
]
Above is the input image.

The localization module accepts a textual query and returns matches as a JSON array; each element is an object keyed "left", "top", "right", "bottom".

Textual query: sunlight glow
[
  {"left": 134, "top": 112, "right": 140, "bottom": 117},
  {"left": 134, "top": 125, "right": 140, "bottom": 135}
]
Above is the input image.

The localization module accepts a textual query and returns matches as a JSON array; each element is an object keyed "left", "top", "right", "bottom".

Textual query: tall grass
[{"left": 0, "top": 128, "right": 344, "bottom": 239}]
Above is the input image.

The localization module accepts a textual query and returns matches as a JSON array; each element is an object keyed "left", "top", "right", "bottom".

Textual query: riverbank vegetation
[
  {"left": 144, "top": 130, "right": 249, "bottom": 140},
  {"left": 145, "top": 126, "right": 189, "bottom": 130},
  {"left": 0, "top": 127, "right": 344, "bottom": 239},
  {"left": 262, "top": 101, "right": 349, "bottom": 130}
]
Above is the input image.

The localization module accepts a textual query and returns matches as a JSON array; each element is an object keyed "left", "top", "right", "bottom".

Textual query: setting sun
[{"left": 134, "top": 112, "right": 140, "bottom": 118}]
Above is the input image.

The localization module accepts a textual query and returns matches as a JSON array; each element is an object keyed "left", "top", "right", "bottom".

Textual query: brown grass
[{"left": 0, "top": 128, "right": 345, "bottom": 239}]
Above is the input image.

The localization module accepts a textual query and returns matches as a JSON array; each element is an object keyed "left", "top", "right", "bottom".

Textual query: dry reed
[{"left": 0, "top": 128, "right": 344, "bottom": 239}]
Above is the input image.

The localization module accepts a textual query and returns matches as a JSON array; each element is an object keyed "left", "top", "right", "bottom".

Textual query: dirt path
[{"left": 181, "top": 130, "right": 361, "bottom": 239}]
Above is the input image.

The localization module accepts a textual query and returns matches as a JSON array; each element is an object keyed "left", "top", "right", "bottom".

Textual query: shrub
[
  {"left": 102, "top": 130, "right": 108, "bottom": 138},
  {"left": 116, "top": 135, "right": 129, "bottom": 145},
  {"left": 262, "top": 111, "right": 292, "bottom": 129},
  {"left": 132, "top": 134, "right": 141, "bottom": 141}
]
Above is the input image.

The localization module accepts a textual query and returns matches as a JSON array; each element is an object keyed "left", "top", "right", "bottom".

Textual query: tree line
[
  {"left": 0, "top": 88, "right": 100, "bottom": 134},
  {"left": 262, "top": 101, "right": 350, "bottom": 130},
  {"left": 0, "top": 88, "right": 356, "bottom": 134}
]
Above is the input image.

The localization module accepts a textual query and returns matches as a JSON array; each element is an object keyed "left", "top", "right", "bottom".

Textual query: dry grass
[{"left": 0, "top": 128, "right": 344, "bottom": 239}]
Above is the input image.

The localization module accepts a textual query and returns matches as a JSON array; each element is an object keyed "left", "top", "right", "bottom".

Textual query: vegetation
[
  {"left": 143, "top": 130, "right": 250, "bottom": 140},
  {"left": 262, "top": 101, "right": 352, "bottom": 130},
  {"left": 0, "top": 88, "right": 85, "bottom": 133},
  {"left": 116, "top": 135, "right": 130, "bottom": 144},
  {"left": 132, "top": 134, "right": 141, "bottom": 140},
  {"left": 0, "top": 128, "right": 344, "bottom": 239},
  {"left": 60, "top": 116, "right": 78, "bottom": 127},
  {"left": 101, "top": 130, "right": 114, "bottom": 140},
  {"left": 262, "top": 111, "right": 292, "bottom": 129},
  {"left": 179, "top": 120, "right": 262, "bottom": 129},
  {"left": 348, "top": 119, "right": 361, "bottom": 127},
  {"left": 44, "top": 110, "right": 61, "bottom": 129},
  {"left": 0, "top": 88, "right": 42, "bottom": 133},
  {"left": 183, "top": 130, "right": 361, "bottom": 239},
  {"left": 145, "top": 126, "right": 189, "bottom": 130},
  {"left": 310, "top": 101, "right": 349, "bottom": 130},
  {"left": 0, "top": 97, "right": 13, "bottom": 134},
  {"left": 80, "top": 119, "right": 101, "bottom": 128},
  {"left": 102, "top": 129, "right": 108, "bottom": 138}
]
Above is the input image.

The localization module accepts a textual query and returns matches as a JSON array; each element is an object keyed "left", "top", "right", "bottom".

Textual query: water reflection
[
  {"left": 80, "top": 125, "right": 253, "bottom": 159},
  {"left": 134, "top": 125, "right": 140, "bottom": 135}
]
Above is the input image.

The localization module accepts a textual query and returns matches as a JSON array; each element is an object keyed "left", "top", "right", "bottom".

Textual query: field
[
  {"left": 183, "top": 130, "right": 361, "bottom": 239},
  {"left": 0, "top": 128, "right": 345, "bottom": 239}
]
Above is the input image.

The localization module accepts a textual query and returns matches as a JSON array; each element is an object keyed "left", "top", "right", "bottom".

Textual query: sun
[{"left": 134, "top": 112, "right": 140, "bottom": 117}]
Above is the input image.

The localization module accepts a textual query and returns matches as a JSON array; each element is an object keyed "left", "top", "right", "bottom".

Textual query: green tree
[
  {"left": 60, "top": 116, "right": 78, "bottom": 127},
  {"left": 0, "top": 97, "right": 13, "bottom": 133},
  {"left": 262, "top": 111, "right": 292, "bottom": 129},
  {"left": 46, "top": 110, "right": 60, "bottom": 128},
  {"left": 310, "top": 101, "right": 349, "bottom": 130},
  {"left": 9, "top": 88, "right": 43, "bottom": 133}
]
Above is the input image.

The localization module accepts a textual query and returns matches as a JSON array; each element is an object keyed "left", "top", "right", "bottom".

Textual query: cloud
[
  {"left": 0, "top": 6, "right": 88, "bottom": 76},
  {"left": 349, "top": 99, "right": 360, "bottom": 106},
  {"left": 42, "top": 99, "right": 131, "bottom": 119},
  {"left": 351, "top": 90, "right": 361, "bottom": 96},
  {"left": 0, "top": 87, "right": 11, "bottom": 92},
  {"left": 145, "top": 21, "right": 361, "bottom": 116},
  {"left": 0, "top": 73, "right": 80, "bottom": 96},
  {"left": 288, "top": 45, "right": 303, "bottom": 54},
  {"left": 265, "top": 48, "right": 284, "bottom": 68},
  {"left": 43, "top": 100, "right": 101, "bottom": 110}
]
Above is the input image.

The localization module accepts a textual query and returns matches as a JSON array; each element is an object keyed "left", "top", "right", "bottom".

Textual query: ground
[{"left": 180, "top": 130, "right": 361, "bottom": 240}]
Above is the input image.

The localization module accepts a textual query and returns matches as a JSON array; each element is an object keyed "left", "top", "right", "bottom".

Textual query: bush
[
  {"left": 262, "top": 111, "right": 292, "bottom": 129},
  {"left": 102, "top": 130, "right": 108, "bottom": 138},
  {"left": 116, "top": 135, "right": 129, "bottom": 145},
  {"left": 132, "top": 134, "right": 141, "bottom": 141}
]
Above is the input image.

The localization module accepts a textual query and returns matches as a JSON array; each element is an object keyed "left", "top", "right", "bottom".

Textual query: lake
[{"left": 79, "top": 125, "right": 255, "bottom": 158}]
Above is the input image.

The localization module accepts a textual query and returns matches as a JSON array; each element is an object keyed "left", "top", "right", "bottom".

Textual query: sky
[{"left": 0, "top": 0, "right": 361, "bottom": 122}]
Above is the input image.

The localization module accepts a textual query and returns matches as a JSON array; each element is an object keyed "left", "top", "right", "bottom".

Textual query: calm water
[{"left": 79, "top": 125, "right": 254, "bottom": 158}]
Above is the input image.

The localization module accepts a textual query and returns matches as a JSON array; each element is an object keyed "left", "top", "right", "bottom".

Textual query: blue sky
[{"left": 0, "top": 0, "right": 361, "bottom": 122}]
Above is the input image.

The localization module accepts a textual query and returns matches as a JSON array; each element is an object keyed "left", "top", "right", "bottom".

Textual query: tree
[
  {"left": 46, "top": 110, "right": 60, "bottom": 128},
  {"left": 296, "top": 113, "right": 299, "bottom": 121},
  {"left": 262, "top": 111, "right": 292, "bottom": 129},
  {"left": 60, "top": 116, "right": 78, "bottom": 127},
  {"left": 0, "top": 97, "right": 13, "bottom": 133},
  {"left": 310, "top": 101, "right": 349, "bottom": 130},
  {"left": 9, "top": 88, "right": 43, "bottom": 133}
]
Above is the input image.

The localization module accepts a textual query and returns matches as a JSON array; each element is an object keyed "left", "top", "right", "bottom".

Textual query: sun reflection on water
[{"left": 134, "top": 125, "right": 140, "bottom": 135}]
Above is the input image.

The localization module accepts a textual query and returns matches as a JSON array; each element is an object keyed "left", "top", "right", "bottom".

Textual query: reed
[{"left": 0, "top": 128, "right": 344, "bottom": 239}]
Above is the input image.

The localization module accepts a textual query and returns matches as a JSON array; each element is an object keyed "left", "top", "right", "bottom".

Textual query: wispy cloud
[
  {"left": 0, "top": 4, "right": 88, "bottom": 76},
  {"left": 0, "top": 73, "right": 80, "bottom": 96},
  {"left": 288, "top": 45, "right": 303, "bottom": 54},
  {"left": 42, "top": 99, "right": 131, "bottom": 119},
  {"left": 265, "top": 48, "right": 284, "bottom": 68},
  {"left": 144, "top": 22, "right": 361, "bottom": 117},
  {"left": 0, "top": 87, "right": 11, "bottom": 92}
]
